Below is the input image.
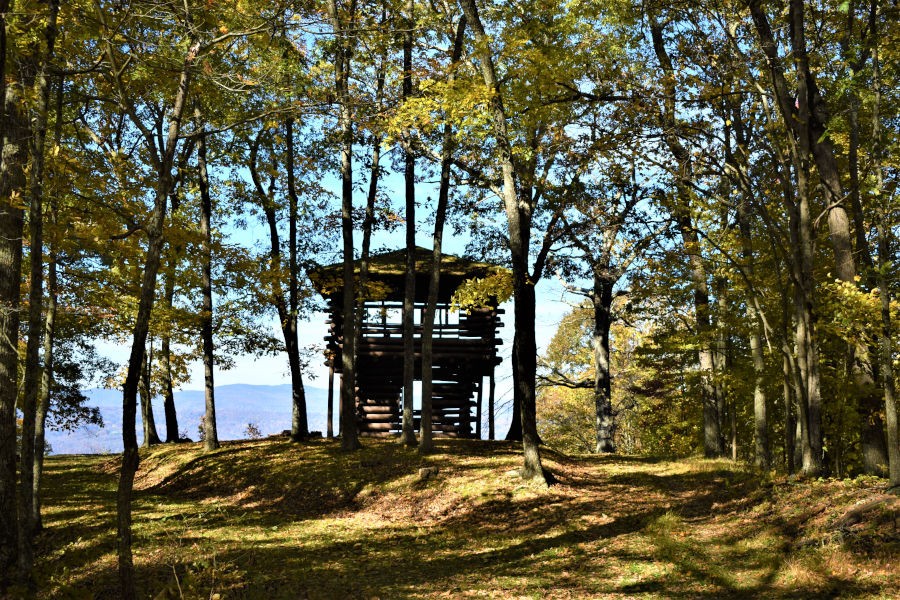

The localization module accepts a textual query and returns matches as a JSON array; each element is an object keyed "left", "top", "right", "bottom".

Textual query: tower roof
[{"left": 308, "top": 246, "right": 505, "bottom": 303}]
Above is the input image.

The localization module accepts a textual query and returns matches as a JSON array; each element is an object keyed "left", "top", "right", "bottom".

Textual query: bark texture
[
  {"left": 458, "top": 0, "right": 546, "bottom": 482},
  {"left": 327, "top": 0, "right": 360, "bottom": 451},
  {"left": 196, "top": 108, "right": 219, "bottom": 452},
  {"left": 0, "top": 30, "right": 28, "bottom": 578},
  {"left": 401, "top": 0, "right": 417, "bottom": 446},
  {"left": 285, "top": 118, "right": 308, "bottom": 441}
]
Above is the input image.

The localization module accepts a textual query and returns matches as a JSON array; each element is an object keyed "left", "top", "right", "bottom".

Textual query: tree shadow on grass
[{"left": 36, "top": 443, "right": 895, "bottom": 599}]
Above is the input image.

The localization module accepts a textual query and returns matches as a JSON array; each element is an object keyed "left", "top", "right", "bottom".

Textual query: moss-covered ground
[{"left": 34, "top": 438, "right": 899, "bottom": 599}]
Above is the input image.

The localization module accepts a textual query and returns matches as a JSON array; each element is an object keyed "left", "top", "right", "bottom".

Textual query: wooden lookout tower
[{"left": 309, "top": 247, "right": 504, "bottom": 438}]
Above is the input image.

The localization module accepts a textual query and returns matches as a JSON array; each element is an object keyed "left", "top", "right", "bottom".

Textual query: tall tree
[
  {"left": 0, "top": 0, "right": 29, "bottom": 579},
  {"left": 247, "top": 121, "right": 313, "bottom": 444},
  {"left": 159, "top": 261, "right": 181, "bottom": 442},
  {"left": 14, "top": 0, "right": 59, "bottom": 583},
  {"left": 284, "top": 116, "right": 309, "bottom": 441},
  {"left": 93, "top": 1, "right": 202, "bottom": 591},
  {"left": 138, "top": 347, "right": 161, "bottom": 446},
  {"left": 746, "top": 0, "right": 885, "bottom": 475},
  {"left": 457, "top": 0, "right": 547, "bottom": 482},
  {"left": 552, "top": 164, "right": 660, "bottom": 454},
  {"left": 647, "top": 12, "right": 723, "bottom": 458},
  {"left": 419, "top": 13, "right": 467, "bottom": 454},
  {"left": 195, "top": 103, "right": 219, "bottom": 451},
  {"left": 400, "top": 0, "right": 418, "bottom": 447},
  {"left": 327, "top": 0, "right": 361, "bottom": 451}
]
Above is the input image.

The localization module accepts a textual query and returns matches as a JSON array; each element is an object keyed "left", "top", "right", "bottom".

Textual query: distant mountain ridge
[{"left": 46, "top": 383, "right": 331, "bottom": 455}]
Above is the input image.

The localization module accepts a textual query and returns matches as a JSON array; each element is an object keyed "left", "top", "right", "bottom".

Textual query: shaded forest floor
[{"left": 35, "top": 438, "right": 899, "bottom": 599}]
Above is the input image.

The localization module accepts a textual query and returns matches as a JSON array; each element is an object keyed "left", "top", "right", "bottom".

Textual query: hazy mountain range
[{"left": 46, "top": 384, "right": 331, "bottom": 455}]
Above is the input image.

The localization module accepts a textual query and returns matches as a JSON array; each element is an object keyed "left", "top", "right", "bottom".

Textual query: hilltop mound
[{"left": 39, "top": 439, "right": 898, "bottom": 599}]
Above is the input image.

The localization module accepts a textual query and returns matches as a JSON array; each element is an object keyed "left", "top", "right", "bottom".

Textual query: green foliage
[
  {"left": 537, "top": 386, "right": 595, "bottom": 454},
  {"left": 542, "top": 303, "right": 593, "bottom": 380},
  {"left": 450, "top": 270, "right": 513, "bottom": 313}
]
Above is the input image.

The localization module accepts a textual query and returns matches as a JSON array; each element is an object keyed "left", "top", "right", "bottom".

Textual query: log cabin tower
[{"left": 309, "top": 247, "right": 504, "bottom": 438}]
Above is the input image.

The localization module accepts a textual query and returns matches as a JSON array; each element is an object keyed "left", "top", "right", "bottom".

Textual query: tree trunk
[
  {"left": 872, "top": 45, "right": 899, "bottom": 487},
  {"left": 102, "top": 12, "right": 199, "bottom": 591},
  {"left": 749, "top": 0, "right": 883, "bottom": 474},
  {"left": 139, "top": 349, "right": 161, "bottom": 447},
  {"left": 488, "top": 372, "right": 496, "bottom": 440},
  {"left": 0, "top": 5, "right": 11, "bottom": 578},
  {"left": 877, "top": 212, "right": 898, "bottom": 487},
  {"left": 33, "top": 242, "right": 56, "bottom": 534},
  {"left": 505, "top": 341, "right": 523, "bottom": 442},
  {"left": 118, "top": 197, "right": 167, "bottom": 600},
  {"left": 17, "top": 1, "right": 57, "bottom": 582},
  {"left": 249, "top": 130, "right": 307, "bottom": 444},
  {"left": 459, "top": 0, "right": 546, "bottom": 482},
  {"left": 515, "top": 281, "right": 544, "bottom": 479},
  {"left": 791, "top": 184, "right": 823, "bottom": 476},
  {"left": 799, "top": 5, "right": 886, "bottom": 476},
  {"left": 592, "top": 271, "right": 615, "bottom": 453},
  {"left": 782, "top": 352, "right": 796, "bottom": 474},
  {"left": 159, "top": 266, "right": 179, "bottom": 443},
  {"left": 328, "top": 0, "right": 360, "bottom": 451},
  {"left": 401, "top": 0, "right": 417, "bottom": 446},
  {"left": 748, "top": 0, "right": 825, "bottom": 475},
  {"left": 734, "top": 189, "right": 770, "bottom": 469},
  {"left": 714, "top": 279, "right": 729, "bottom": 457},
  {"left": 327, "top": 363, "right": 335, "bottom": 438},
  {"left": 196, "top": 107, "right": 218, "bottom": 452},
  {"left": 0, "top": 32, "right": 28, "bottom": 580},
  {"left": 285, "top": 118, "right": 308, "bottom": 441},
  {"left": 648, "top": 18, "right": 721, "bottom": 458},
  {"left": 159, "top": 186, "right": 183, "bottom": 444},
  {"left": 420, "top": 16, "right": 466, "bottom": 454},
  {"left": 33, "top": 69, "right": 63, "bottom": 546},
  {"left": 355, "top": 44, "right": 386, "bottom": 444}
]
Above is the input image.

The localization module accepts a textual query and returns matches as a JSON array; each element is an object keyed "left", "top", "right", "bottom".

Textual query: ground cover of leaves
[{"left": 35, "top": 438, "right": 899, "bottom": 599}]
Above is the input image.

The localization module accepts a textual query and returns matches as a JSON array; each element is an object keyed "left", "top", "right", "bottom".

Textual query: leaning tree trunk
[
  {"left": 104, "top": 29, "right": 200, "bottom": 595},
  {"left": 249, "top": 130, "right": 307, "bottom": 444}
]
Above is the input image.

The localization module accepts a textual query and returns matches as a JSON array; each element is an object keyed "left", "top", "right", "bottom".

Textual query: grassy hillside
[{"left": 35, "top": 439, "right": 898, "bottom": 599}]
